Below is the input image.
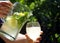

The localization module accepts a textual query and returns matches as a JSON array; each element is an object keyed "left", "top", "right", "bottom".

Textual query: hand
[
  {"left": 0, "top": 1, "right": 13, "bottom": 18},
  {"left": 0, "top": 31, "right": 43, "bottom": 43},
  {"left": 0, "top": 34, "right": 27, "bottom": 43},
  {"left": 25, "top": 31, "right": 43, "bottom": 43}
]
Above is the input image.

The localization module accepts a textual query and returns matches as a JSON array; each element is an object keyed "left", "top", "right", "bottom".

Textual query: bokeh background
[{"left": 10, "top": 0, "right": 60, "bottom": 43}]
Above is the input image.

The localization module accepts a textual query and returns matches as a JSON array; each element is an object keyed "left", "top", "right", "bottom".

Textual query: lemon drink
[
  {"left": 0, "top": 16, "right": 18, "bottom": 40},
  {"left": 26, "top": 22, "right": 41, "bottom": 41},
  {"left": 26, "top": 27, "right": 41, "bottom": 41},
  {"left": 0, "top": 12, "right": 31, "bottom": 40}
]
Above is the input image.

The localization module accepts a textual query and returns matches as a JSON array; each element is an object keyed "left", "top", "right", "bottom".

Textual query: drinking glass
[{"left": 26, "top": 22, "right": 41, "bottom": 41}]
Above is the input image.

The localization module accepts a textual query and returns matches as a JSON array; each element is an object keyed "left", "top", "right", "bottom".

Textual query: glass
[
  {"left": 26, "top": 22, "right": 41, "bottom": 41},
  {"left": 0, "top": 2, "right": 32, "bottom": 41}
]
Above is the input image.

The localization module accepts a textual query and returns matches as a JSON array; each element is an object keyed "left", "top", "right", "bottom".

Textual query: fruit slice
[{"left": 6, "top": 16, "right": 17, "bottom": 29}]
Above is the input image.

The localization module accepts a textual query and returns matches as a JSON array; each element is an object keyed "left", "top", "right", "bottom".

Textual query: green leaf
[
  {"left": 29, "top": 2, "right": 35, "bottom": 10},
  {"left": 19, "top": 0, "right": 25, "bottom": 4},
  {"left": 58, "top": 37, "right": 60, "bottom": 43},
  {"left": 55, "top": 33, "right": 59, "bottom": 38},
  {"left": 29, "top": 16, "right": 37, "bottom": 22}
]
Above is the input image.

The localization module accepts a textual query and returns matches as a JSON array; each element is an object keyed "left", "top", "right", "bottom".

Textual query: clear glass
[
  {"left": 26, "top": 22, "right": 41, "bottom": 41},
  {"left": 0, "top": 2, "right": 32, "bottom": 41}
]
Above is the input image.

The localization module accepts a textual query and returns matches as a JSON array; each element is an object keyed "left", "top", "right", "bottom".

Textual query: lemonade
[
  {"left": 0, "top": 16, "right": 18, "bottom": 40},
  {"left": 6, "top": 16, "right": 17, "bottom": 29},
  {"left": 0, "top": 11, "right": 31, "bottom": 40},
  {"left": 26, "top": 27, "right": 41, "bottom": 41},
  {"left": 26, "top": 22, "right": 41, "bottom": 41}
]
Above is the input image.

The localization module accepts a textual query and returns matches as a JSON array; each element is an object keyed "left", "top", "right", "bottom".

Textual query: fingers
[
  {"left": 25, "top": 34, "right": 42, "bottom": 43},
  {"left": 0, "top": 2, "right": 13, "bottom": 18},
  {"left": 40, "top": 31, "right": 43, "bottom": 35},
  {"left": 34, "top": 38, "right": 40, "bottom": 43},
  {"left": 0, "top": 6, "right": 10, "bottom": 12},
  {"left": 0, "top": 6, "right": 9, "bottom": 15},
  {"left": 25, "top": 34, "right": 34, "bottom": 43},
  {"left": 34, "top": 31, "right": 43, "bottom": 43},
  {"left": 25, "top": 31, "right": 43, "bottom": 43},
  {"left": 25, "top": 34, "right": 32, "bottom": 40},
  {"left": 36, "top": 37, "right": 41, "bottom": 41},
  {"left": 34, "top": 35, "right": 42, "bottom": 43},
  {"left": 0, "top": 2, "right": 13, "bottom": 8}
]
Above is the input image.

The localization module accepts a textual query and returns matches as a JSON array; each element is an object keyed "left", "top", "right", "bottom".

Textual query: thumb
[
  {"left": 25, "top": 34, "right": 32, "bottom": 40},
  {"left": 25, "top": 34, "right": 34, "bottom": 43}
]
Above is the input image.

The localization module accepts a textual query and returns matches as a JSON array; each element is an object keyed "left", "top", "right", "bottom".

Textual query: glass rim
[{"left": 26, "top": 22, "right": 40, "bottom": 27}]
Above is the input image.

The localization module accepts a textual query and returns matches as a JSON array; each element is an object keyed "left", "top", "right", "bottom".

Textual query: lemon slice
[
  {"left": 19, "top": 12, "right": 25, "bottom": 16},
  {"left": 6, "top": 16, "right": 17, "bottom": 29}
]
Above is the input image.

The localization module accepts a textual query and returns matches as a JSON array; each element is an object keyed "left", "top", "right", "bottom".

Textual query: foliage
[{"left": 10, "top": 0, "right": 60, "bottom": 43}]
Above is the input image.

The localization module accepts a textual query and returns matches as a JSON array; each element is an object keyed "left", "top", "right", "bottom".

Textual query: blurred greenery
[{"left": 10, "top": 0, "right": 60, "bottom": 43}]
